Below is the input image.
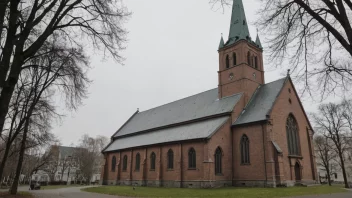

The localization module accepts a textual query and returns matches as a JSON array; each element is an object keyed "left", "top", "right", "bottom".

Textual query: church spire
[
  {"left": 228, "top": 0, "right": 250, "bottom": 45},
  {"left": 255, "top": 33, "right": 262, "bottom": 49},
  {"left": 219, "top": 34, "right": 224, "bottom": 49}
]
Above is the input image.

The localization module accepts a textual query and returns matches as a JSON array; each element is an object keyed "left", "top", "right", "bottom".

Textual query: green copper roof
[
  {"left": 255, "top": 33, "right": 262, "bottom": 49},
  {"left": 219, "top": 35, "right": 225, "bottom": 49},
  {"left": 225, "top": 0, "right": 251, "bottom": 46}
]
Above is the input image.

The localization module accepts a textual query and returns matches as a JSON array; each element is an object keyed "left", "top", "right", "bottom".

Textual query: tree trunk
[
  {"left": 10, "top": 119, "right": 29, "bottom": 195},
  {"left": 0, "top": 138, "right": 12, "bottom": 183},
  {"left": 0, "top": 0, "right": 9, "bottom": 44},
  {"left": 67, "top": 168, "right": 70, "bottom": 185},
  {"left": 326, "top": 167, "right": 332, "bottom": 186},
  {"left": 338, "top": 150, "right": 350, "bottom": 188}
]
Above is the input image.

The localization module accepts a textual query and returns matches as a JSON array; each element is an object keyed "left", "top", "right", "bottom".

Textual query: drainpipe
[{"left": 262, "top": 123, "right": 268, "bottom": 187}]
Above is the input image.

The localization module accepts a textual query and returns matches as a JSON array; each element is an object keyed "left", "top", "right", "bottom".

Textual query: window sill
[
  {"left": 122, "top": 170, "right": 127, "bottom": 172},
  {"left": 167, "top": 169, "right": 174, "bottom": 171},
  {"left": 215, "top": 173, "right": 223, "bottom": 176},
  {"left": 188, "top": 168, "right": 196, "bottom": 170},
  {"left": 288, "top": 155, "right": 303, "bottom": 159},
  {"left": 134, "top": 170, "right": 140, "bottom": 172},
  {"left": 150, "top": 169, "right": 155, "bottom": 171},
  {"left": 241, "top": 163, "right": 251, "bottom": 166}
]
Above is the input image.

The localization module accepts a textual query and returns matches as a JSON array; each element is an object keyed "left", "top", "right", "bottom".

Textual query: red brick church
[{"left": 101, "top": 0, "right": 318, "bottom": 188}]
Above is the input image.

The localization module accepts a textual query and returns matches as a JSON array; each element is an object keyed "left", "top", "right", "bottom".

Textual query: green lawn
[
  {"left": 41, "top": 184, "right": 82, "bottom": 190},
  {"left": 82, "top": 185, "right": 348, "bottom": 198},
  {"left": 0, "top": 191, "right": 33, "bottom": 198}
]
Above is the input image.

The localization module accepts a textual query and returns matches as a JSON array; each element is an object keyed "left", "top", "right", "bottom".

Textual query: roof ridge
[
  {"left": 264, "top": 77, "right": 287, "bottom": 85},
  {"left": 137, "top": 87, "right": 218, "bottom": 114}
]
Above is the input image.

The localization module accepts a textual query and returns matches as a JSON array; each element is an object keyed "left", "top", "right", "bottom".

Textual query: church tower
[{"left": 218, "top": 0, "right": 264, "bottom": 103}]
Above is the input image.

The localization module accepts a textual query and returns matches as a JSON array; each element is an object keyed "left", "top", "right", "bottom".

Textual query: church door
[{"left": 294, "top": 162, "right": 301, "bottom": 181}]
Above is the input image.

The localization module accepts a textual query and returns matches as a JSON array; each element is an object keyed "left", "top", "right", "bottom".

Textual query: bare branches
[
  {"left": 0, "top": 0, "right": 130, "bottom": 138},
  {"left": 312, "top": 100, "right": 352, "bottom": 188},
  {"left": 255, "top": 0, "right": 352, "bottom": 99},
  {"left": 75, "top": 134, "right": 108, "bottom": 184}
]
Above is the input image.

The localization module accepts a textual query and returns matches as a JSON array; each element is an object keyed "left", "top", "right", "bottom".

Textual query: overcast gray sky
[{"left": 52, "top": 0, "right": 323, "bottom": 146}]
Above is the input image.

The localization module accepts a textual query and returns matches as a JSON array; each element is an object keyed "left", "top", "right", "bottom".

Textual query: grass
[
  {"left": 0, "top": 191, "right": 33, "bottom": 198},
  {"left": 82, "top": 185, "right": 348, "bottom": 198},
  {"left": 41, "top": 184, "right": 82, "bottom": 190}
]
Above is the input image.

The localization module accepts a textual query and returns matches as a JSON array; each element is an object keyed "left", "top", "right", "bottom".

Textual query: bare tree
[
  {"left": 0, "top": 0, "right": 130, "bottom": 137},
  {"left": 314, "top": 135, "right": 338, "bottom": 185},
  {"left": 59, "top": 156, "right": 72, "bottom": 183},
  {"left": 313, "top": 101, "right": 351, "bottom": 188},
  {"left": 43, "top": 145, "right": 60, "bottom": 183},
  {"left": 7, "top": 37, "right": 90, "bottom": 194},
  {"left": 75, "top": 134, "right": 107, "bottom": 184},
  {"left": 257, "top": 0, "right": 352, "bottom": 98}
]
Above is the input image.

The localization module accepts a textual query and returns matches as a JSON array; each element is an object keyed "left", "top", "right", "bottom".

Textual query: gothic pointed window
[
  {"left": 233, "top": 53, "right": 237, "bottom": 66},
  {"left": 150, "top": 152, "right": 156, "bottom": 170},
  {"left": 167, "top": 149, "right": 174, "bottom": 169},
  {"left": 111, "top": 156, "right": 116, "bottom": 172},
  {"left": 226, "top": 55, "right": 230, "bottom": 69},
  {"left": 122, "top": 155, "right": 128, "bottom": 171},
  {"left": 247, "top": 52, "right": 251, "bottom": 66},
  {"left": 241, "top": 135, "right": 250, "bottom": 164},
  {"left": 215, "top": 147, "right": 222, "bottom": 174},
  {"left": 286, "top": 114, "right": 300, "bottom": 155},
  {"left": 188, "top": 148, "right": 196, "bottom": 169},
  {"left": 135, "top": 153, "right": 140, "bottom": 171},
  {"left": 254, "top": 56, "right": 258, "bottom": 69}
]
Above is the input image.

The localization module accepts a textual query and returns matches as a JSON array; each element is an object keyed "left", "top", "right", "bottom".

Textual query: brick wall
[
  {"left": 269, "top": 79, "right": 317, "bottom": 184},
  {"left": 233, "top": 124, "right": 266, "bottom": 185}
]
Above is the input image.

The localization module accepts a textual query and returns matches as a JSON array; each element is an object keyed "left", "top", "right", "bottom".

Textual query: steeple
[
  {"left": 227, "top": 0, "right": 251, "bottom": 46},
  {"left": 219, "top": 34, "right": 225, "bottom": 49},
  {"left": 255, "top": 33, "right": 262, "bottom": 49},
  {"left": 217, "top": 0, "right": 264, "bottom": 100}
]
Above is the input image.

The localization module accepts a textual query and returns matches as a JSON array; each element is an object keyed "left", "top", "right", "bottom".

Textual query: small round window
[{"left": 229, "top": 73, "right": 234, "bottom": 80}]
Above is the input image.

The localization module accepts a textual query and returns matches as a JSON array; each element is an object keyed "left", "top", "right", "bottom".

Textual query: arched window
[
  {"left": 188, "top": 148, "right": 196, "bottom": 169},
  {"left": 111, "top": 156, "right": 116, "bottom": 172},
  {"left": 135, "top": 153, "right": 140, "bottom": 171},
  {"left": 150, "top": 152, "right": 156, "bottom": 170},
  {"left": 233, "top": 53, "right": 237, "bottom": 66},
  {"left": 226, "top": 55, "right": 230, "bottom": 69},
  {"left": 286, "top": 114, "right": 300, "bottom": 155},
  {"left": 254, "top": 56, "right": 258, "bottom": 69},
  {"left": 247, "top": 52, "right": 251, "bottom": 66},
  {"left": 215, "top": 147, "right": 222, "bottom": 174},
  {"left": 122, "top": 155, "right": 128, "bottom": 171},
  {"left": 167, "top": 149, "right": 174, "bottom": 169},
  {"left": 241, "top": 135, "right": 250, "bottom": 164}
]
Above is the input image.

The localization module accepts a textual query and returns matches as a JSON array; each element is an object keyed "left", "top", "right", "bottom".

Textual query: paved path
[
  {"left": 30, "top": 186, "right": 129, "bottom": 198},
  {"left": 289, "top": 192, "right": 352, "bottom": 198}
]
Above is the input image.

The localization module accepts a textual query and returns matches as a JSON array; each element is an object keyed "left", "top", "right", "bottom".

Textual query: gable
[
  {"left": 113, "top": 88, "right": 242, "bottom": 138},
  {"left": 269, "top": 78, "right": 313, "bottom": 130},
  {"left": 233, "top": 77, "right": 287, "bottom": 126}
]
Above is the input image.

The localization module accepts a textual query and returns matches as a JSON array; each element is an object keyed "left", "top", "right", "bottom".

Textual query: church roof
[
  {"left": 104, "top": 116, "right": 229, "bottom": 152},
  {"left": 113, "top": 88, "right": 242, "bottom": 138},
  {"left": 233, "top": 77, "right": 288, "bottom": 126}
]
